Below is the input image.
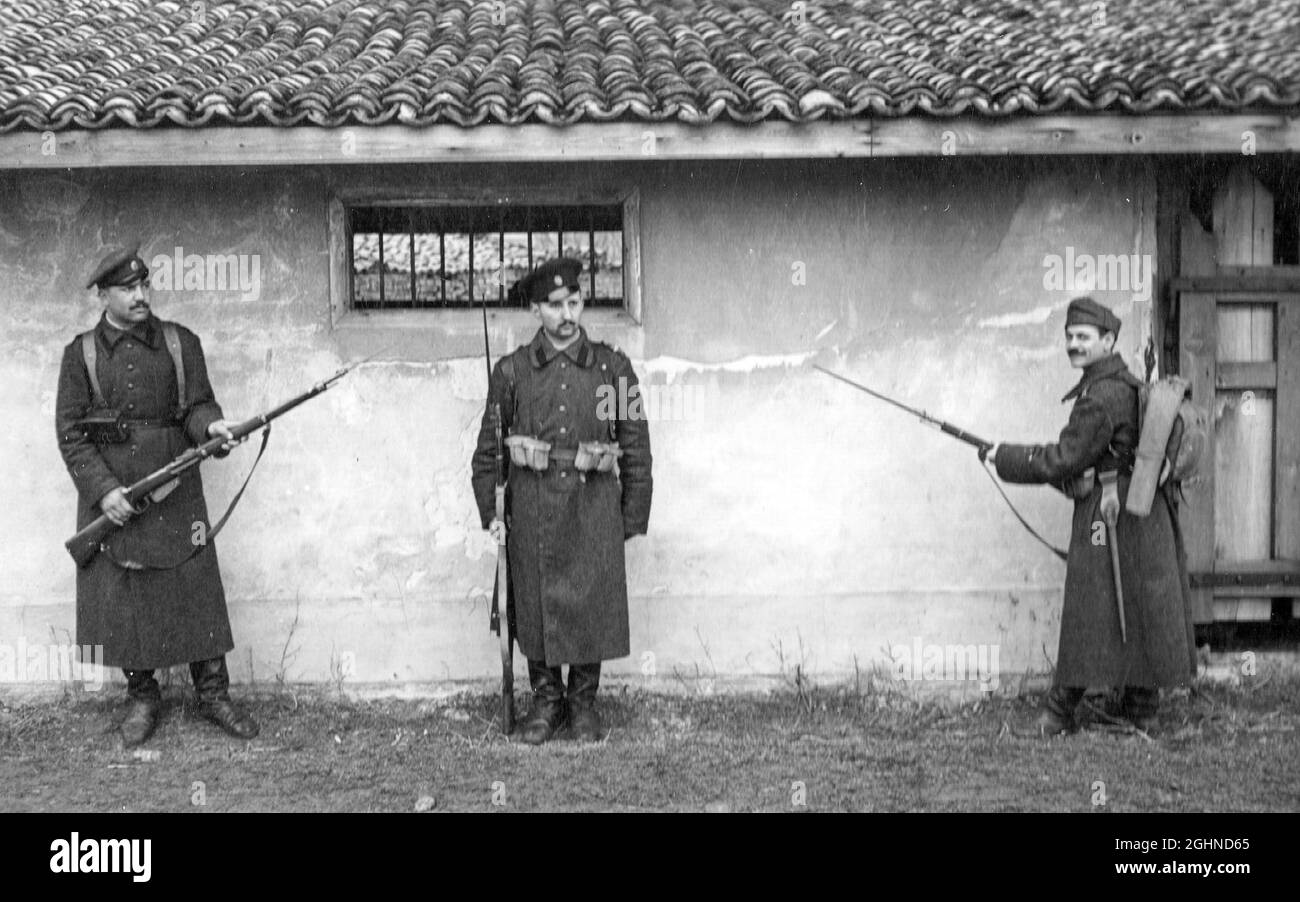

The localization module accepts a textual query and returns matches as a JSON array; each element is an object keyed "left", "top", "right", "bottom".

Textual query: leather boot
[
  {"left": 1030, "top": 686, "right": 1084, "bottom": 737},
  {"left": 567, "top": 663, "right": 603, "bottom": 743},
  {"left": 519, "top": 661, "right": 565, "bottom": 745},
  {"left": 121, "top": 670, "right": 160, "bottom": 747},
  {"left": 1119, "top": 686, "right": 1159, "bottom": 732},
  {"left": 190, "top": 657, "right": 259, "bottom": 739}
]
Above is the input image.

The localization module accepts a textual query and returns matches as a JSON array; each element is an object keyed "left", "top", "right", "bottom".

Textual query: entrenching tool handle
[{"left": 1099, "top": 471, "right": 1127, "bottom": 643}]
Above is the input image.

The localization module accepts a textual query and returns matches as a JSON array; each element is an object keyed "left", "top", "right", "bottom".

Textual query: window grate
[{"left": 348, "top": 204, "right": 624, "bottom": 310}]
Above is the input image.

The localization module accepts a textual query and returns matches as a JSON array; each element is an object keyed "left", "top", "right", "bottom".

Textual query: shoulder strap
[
  {"left": 80, "top": 332, "right": 105, "bottom": 406},
  {"left": 160, "top": 322, "right": 186, "bottom": 418}
]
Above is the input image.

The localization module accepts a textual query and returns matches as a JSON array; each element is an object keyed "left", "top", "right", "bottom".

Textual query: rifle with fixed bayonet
[
  {"left": 65, "top": 358, "right": 367, "bottom": 568},
  {"left": 813, "top": 364, "right": 994, "bottom": 456},
  {"left": 483, "top": 302, "right": 515, "bottom": 735},
  {"left": 813, "top": 364, "right": 1067, "bottom": 561}
]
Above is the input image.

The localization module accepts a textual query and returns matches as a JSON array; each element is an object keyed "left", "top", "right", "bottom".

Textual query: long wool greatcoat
[
  {"left": 56, "top": 313, "right": 234, "bottom": 670},
  {"left": 996, "top": 354, "right": 1197, "bottom": 688},
  {"left": 472, "top": 328, "right": 653, "bottom": 666}
]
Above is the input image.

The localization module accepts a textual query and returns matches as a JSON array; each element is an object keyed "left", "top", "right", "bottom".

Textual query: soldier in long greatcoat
[
  {"left": 471, "top": 258, "right": 653, "bottom": 744},
  {"left": 56, "top": 246, "right": 258, "bottom": 746},
  {"left": 986, "top": 297, "right": 1197, "bottom": 735}
]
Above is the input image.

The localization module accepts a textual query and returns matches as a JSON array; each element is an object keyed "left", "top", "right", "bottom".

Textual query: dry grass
[{"left": 1, "top": 665, "right": 1296, "bottom": 812}]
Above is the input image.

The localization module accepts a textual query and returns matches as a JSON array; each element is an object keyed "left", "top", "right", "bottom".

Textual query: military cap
[
  {"left": 517, "top": 257, "right": 583, "bottom": 305},
  {"left": 86, "top": 245, "right": 149, "bottom": 289},
  {"left": 1065, "top": 296, "right": 1121, "bottom": 335}
]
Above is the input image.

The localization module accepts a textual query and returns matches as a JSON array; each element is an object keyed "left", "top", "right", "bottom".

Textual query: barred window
[{"left": 348, "top": 204, "right": 624, "bottom": 309}]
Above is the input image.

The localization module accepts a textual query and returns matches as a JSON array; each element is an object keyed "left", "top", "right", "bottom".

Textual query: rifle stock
[{"left": 64, "top": 363, "right": 358, "bottom": 567}]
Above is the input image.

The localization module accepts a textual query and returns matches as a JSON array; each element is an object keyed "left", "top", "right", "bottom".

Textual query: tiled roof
[{"left": 1, "top": 0, "right": 1297, "bottom": 133}]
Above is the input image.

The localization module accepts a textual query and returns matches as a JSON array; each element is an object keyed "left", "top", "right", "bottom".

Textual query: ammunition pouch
[
  {"left": 506, "top": 435, "right": 551, "bottom": 470},
  {"left": 574, "top": 441, "right": 622, "bottom": 473},
  {"left": 77, "top": 409, "right": 129, "bottom": 444},
  {"left": 505, "top": 435, "right": 622, "bottom": 473}
]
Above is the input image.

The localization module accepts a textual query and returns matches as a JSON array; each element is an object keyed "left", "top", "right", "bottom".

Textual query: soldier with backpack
[
  {"left": 983, "top": 297, "right": 1198, "bottom": 735},
  {"left": 55, "top": 245, "right": 259, "bottom": 747}
]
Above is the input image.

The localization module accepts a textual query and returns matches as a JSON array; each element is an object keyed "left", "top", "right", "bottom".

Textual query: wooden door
[{"left": 1177, "top": 269, "right": 1300, "bottom": 621}]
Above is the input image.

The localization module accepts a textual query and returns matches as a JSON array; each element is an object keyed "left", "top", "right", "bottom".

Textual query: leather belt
[{"left": 122, "top": 419, "right": 181, "bottom": 429}]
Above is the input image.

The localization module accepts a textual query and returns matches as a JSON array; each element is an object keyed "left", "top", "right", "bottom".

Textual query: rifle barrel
[
  {"left": 813, "top": 364, "right": 934, "bottom": 422},
  {"left": 813, "top": 364, "right": 991, "bottom": 451}
]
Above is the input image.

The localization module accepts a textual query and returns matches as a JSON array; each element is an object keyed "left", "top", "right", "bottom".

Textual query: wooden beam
[
  {"left": 1213, "top": 164, "right": 1273, "bottom": 266},
  {"left": 3, "top": 114, "right": 1300, "bottom": 169},
  {"left": 875, "top": 114, "right": 1300, "bottom": 157},
  {"left": 1172, "top": 271, "right": 1300, "bottom": 293},
  {"left": 1277, "top": 300, "right": 1300, "bottom": 562},
  {"left": 1178, "top": 290, "right": 1217, "bottom": 625},
  {"left": 1216, "top": 361, "right": 1277, "bottom": 390},
  {"left": 1201, "top": 587, "right": 1300, "bottom": 598}
]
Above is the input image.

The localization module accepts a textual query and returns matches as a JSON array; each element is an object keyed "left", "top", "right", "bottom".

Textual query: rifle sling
[
  {"left": 981, "top": 461, "right": 1069, "bottom": 562},
  {"left": 81, "top": 324, "right": 186, "bottom": 418},
  {"left": 103, "top": 425, "right": 272, "bottom": 571}
]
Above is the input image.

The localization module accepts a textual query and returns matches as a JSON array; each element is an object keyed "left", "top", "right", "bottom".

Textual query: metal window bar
[
  {"left": 408, "top": 211, "right": 417, "bottom": 307},
  {"left": 526, "top": 206, "right": 534, "bottom": 276},
  {"left": 377, "top": 220, "right": 385, "bottom": 307},
  {"left": 350, "top": 205, "right": 622, "bottom": 309}
]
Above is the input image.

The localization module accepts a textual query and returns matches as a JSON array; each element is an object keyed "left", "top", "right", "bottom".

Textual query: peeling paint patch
[
  {"left": 977, "top": 304, "right": 1060, "bottom": 328},
  {"left": 643, "top": 351, "right": 816, "bottom": 382},
  {"left": 1001, "top": 344, "right": 1067, "bottom": 362},
  {"left": 814, "top": 320, "right": 838, "bottom": 341}
]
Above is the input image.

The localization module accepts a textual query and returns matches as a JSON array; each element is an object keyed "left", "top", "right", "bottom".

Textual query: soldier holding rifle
[
  {"left": 471, "top": 258, "right": 653, "bottom": 745},
  {"left": 984, "top": 297, "right": 1197, "bottom": 735},
  {"left": 56, "top": 246, "right": 258, "bottom": 746}
]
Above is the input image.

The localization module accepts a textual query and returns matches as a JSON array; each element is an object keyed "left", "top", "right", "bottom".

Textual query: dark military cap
[
  {"left": 86, "top": 245, "right": 149, "bottom": 289},
  {"left": 1065, "top": 296, "right": 1121, "bottom": 335},
  {"left": 517, "top": 257, "right": 583, "bottom": 305}
]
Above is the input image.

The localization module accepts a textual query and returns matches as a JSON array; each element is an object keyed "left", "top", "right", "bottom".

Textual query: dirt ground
[{"left": 1, "top": 667, "right": 1296, "bottom": 813}]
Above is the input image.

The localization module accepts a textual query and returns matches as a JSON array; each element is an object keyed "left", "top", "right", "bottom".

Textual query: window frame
[{"left": 328, "top": 186, "right": 643, "bottom": 332}]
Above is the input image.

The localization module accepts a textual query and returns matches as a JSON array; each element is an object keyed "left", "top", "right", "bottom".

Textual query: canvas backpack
[{"left": 1126, "top": 375, "right": 1210, "bottom": 516}]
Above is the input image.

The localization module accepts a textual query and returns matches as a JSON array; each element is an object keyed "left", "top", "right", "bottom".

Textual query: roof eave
[{"left": 2, "top": 113, "right": 1299, "bottom": 169}]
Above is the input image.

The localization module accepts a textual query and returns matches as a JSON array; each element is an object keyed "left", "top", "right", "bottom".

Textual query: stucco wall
[{"left": 0, "top": 156, "right": 1156, "bottom": 693}]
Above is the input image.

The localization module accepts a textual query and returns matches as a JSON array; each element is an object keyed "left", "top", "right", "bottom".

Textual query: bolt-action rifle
[
  {"left": 814, "top": 364, "right": 1066, "bottom": 561},
  {"left": 483, "top": 303, "right": 515, "bottom": 735},
  {"left": 64, "top": 359, "right": 367, "bottom": 568}
]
